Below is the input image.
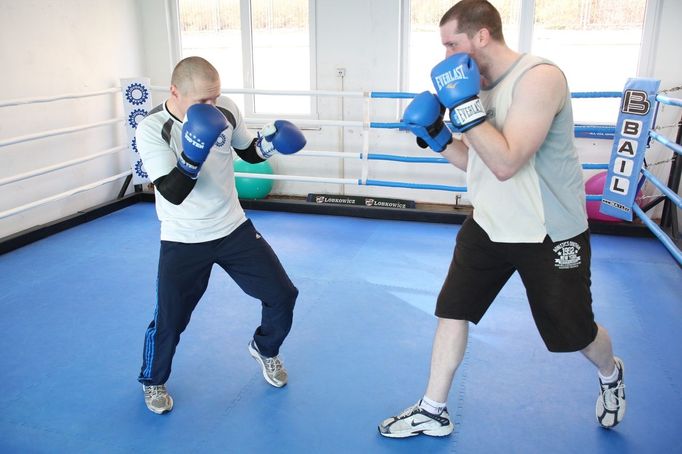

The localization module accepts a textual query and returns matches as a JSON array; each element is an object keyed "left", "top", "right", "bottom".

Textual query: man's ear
[
  {"left": 477, "top": 28, "right": 491, "bottom": 47},
  {"left": 169, "top": 84, "right": 180, "bottom": 99}
]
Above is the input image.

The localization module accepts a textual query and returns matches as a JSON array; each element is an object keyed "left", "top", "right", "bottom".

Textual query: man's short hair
[
  {"left": 171, "top": 56, "right": 219, "bottom": 94},
  {"left": 440, "top": 0, "right": 504, "bottom": 42}
]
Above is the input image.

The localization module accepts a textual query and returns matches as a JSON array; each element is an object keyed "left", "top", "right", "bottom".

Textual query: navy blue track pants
[{"left": 139, "top": 219, "right": 298, "bottom": 386}]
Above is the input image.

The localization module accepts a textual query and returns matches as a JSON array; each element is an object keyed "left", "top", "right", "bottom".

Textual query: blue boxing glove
[
  {"left": 178, "top": 104, "right": 228, "bottom": 178},
  {"left": 256, "top": 120, "right": 307, "bottom": 159},
  {"left": 402, "top": 91, "right": 453, "bottom": 152},
  {"left": 431, "top": 53, "right": 486, "bottom": 132}
]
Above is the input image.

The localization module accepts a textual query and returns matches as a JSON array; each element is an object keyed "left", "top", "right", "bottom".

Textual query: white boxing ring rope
[
  {"left": 0, "top": 87, "right": 130, "bottom": 221},
  {"left": 0, "top": 82, "right": 614, "bottom": 222},
  {"left": 188, "top": 84, "right": 682, "bottom": 264},
  {"left": 0, "top": 118, "right": 124, "bottom": 148},
  {"left": 0, "top": 87, "right": 121, "bottom": 108},
  {"left": 0, "top": 171, "right": 131, "bottom": 220},
  {"left": 0, "top": 145, "right": 127, "bottom": 187},
  {"left": 0, "top": 82, "right": 679, "bottom": 266},
  {"left": 147, "top": 85, "right": 615, "bottom": 192}
]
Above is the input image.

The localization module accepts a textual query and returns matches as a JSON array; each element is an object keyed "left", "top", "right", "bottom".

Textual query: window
[
  {"left": 178, "top": 0, "right": 313, "bottom": 116},
  {"left": 179, "top": 0, "right": 245, "bottom": 106},
  {"left": 405, "top": 0, "right": 649, "bottom": 124},
  {"left": 531, "top": 0, "right": 647, "bottom": 123}
]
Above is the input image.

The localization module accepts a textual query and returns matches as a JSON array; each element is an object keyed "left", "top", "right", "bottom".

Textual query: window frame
[
  {"left": 169, "top": 0, "right": 317, "bottom": 120},
  {"left": 400, "top": 0, "right": 661, "bottom": 92}
]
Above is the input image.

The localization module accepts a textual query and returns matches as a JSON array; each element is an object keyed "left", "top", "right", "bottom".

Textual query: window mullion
[
  {"left": 308, "top": 0, "right": 318, "bottom": 118},
  {"left": 637, "top": 0, "right": 662, "bottom": 77},
  {"left": 240, "top": 0, "right": 255, "bottom": 115},
  {"left": 517, "top": 0, "right": 535, "bottom": 53},
  {"left": 399, "top": 0, "right": 410, "bottom": 93},
  {"left": 166, "top": 0, "right": 183, "bottom": 71}
]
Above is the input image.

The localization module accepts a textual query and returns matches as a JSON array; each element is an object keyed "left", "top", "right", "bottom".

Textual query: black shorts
[{"left": 436, "top": 217, "right": 597, "bottom": 352}]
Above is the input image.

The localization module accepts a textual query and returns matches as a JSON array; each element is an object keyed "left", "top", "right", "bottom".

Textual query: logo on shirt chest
[
  {"left": 215, "top": 132, "right": 227, "bottom": 148},
  {"left": 213, "top": 126, "right": 233, "bottom": 152},
  {"left": 553, "top": 241, "right": 582, "bottom": 269}
]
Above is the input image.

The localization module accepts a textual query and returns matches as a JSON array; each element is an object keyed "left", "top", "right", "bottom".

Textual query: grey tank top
[{"left": 469, "top": 54, "right": 587, "bottom": 243}]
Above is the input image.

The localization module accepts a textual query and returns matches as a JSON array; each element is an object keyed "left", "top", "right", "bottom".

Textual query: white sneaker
[
  {"left": 143, "top": 384, "right": 173, "bottom": 414},
  {"left": 596, "top": 357, "right": 626, "bottom": 428},
  {"left": 378, "top": 401, "right": 454, "bottom": 438},
  {"left": 248, "top": 340, "right": 288, "bottom": 388}
]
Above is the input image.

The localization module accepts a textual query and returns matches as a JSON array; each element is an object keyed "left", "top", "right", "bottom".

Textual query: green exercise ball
[{"left": 233, "top": 158, "right": 274, "bottom": 199}]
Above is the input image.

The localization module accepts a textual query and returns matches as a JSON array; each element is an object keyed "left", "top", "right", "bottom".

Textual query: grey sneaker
[
  {"left": 596, "top": 357, "right": 626, "bottom": 428},
  {"left": 143, "top": 384, "right": 174, "bottom": 414},
  {"left": 379, "top": 401, "right": 454, "bottom": 438},
  {"left": 248, "top": 340, "right": 288, "bottom": 388}
]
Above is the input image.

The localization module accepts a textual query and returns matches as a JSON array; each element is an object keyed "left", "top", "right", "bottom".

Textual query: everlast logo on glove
[
  {"left": 433, "top": 64, "right": 467, "bottom": 90},
  {"left": 452, "top": 100, "right": 486, "bottom": 124},
  {"left": 430, "top": 54, "right": 487, "bottom": 132}
]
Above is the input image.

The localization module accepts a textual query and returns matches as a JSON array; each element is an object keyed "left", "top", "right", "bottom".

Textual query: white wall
[
  {"left": 0, "top": 0, "right": 144, "bottom": 239},
  {"left": 1, "top": 0, "right": 680, "bottom": 241}
]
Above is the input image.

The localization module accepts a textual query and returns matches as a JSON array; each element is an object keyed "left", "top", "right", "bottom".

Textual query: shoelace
[
  {"left": 601, "top": 383, "right": 625, "bottom": 409},
  {"left": 145, "top": 385, "right": 167, "bottom": 397},
  {"left": 263, "top": 356, "right": 283, "bottom": 374},
  {"left": 398, "top": 404, "right": 420, "bottom": 418}
]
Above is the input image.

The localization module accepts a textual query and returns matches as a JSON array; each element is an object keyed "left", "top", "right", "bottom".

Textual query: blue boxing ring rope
[
  {"left": 149, "top": 83, "right": 682, "bottom": 264},
  {"left": 635, "top": 93, "right": 682, "bottom": 265},
  {"left": 140, "top": 84, "right": 622, "bottom": 196},
  {"left": 230, "top": 90, "right": 620, "bottom": 193},
  {"left": 211, "top": 87, "right": 647, "bottom": 194}
]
